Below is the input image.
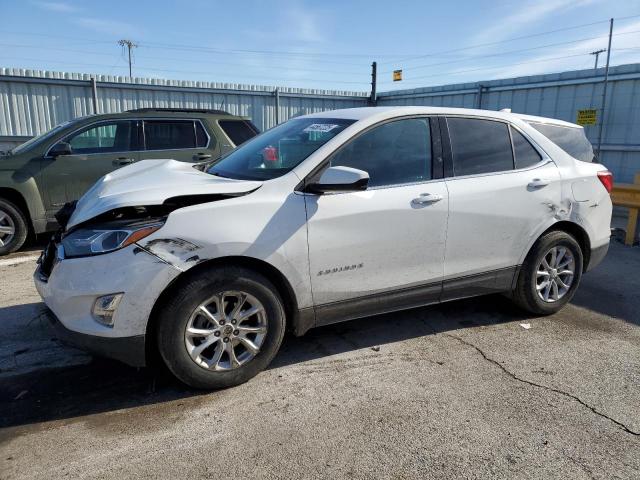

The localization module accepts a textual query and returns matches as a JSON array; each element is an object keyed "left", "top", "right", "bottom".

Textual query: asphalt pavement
[{"left": 0, "top": 239, "right": 638, "bottom": 479}]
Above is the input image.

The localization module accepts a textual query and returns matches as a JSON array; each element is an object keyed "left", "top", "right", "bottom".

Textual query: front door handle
[
  {"left": 412, "top": 193, "right": 443, "bottom": 205},
  {"left": 528, "top": 178, "right": 550, "bottom": 188},
  {"left": 194, "top": 153, "right": 212, "bottom": 161},
  {"left": 113, "top": 157, "right": 135, "bottom": 166}
]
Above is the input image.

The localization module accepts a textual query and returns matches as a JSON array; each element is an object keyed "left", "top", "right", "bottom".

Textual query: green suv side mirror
[{"left": 49, "top": 142, "right": 73, "bottom": 157}]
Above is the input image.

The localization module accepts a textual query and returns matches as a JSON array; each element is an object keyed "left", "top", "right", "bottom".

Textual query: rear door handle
[
  {"left": 113, "top": 157, "right": 135, "bottom": 166},
  {"left": 194, "top": 153, "right": 212, "bottom": 161},
  {"left": 528, "top": 178, "right": 550, "bottom": 188},
  {"left": 412, "top": 193, "right": 443, "bottom": 205}
]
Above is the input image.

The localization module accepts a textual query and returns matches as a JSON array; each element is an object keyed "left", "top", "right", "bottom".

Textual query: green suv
[{"left": 0, "top": 108, "right": 259, "bottom": 254}]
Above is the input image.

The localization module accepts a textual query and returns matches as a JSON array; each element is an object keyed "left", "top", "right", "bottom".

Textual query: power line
[
  {"left": 379, "top": 53, "right": 588, "bottom": 85},
  {"left": 380, "top": 29, "right": 640, "bottom": 74},
  {"left": 0, "top": 31, "right": 372, "bottom": 67},
  {"left": 139, "top": 41, "right": 399, "bottom": 59},
  {"left": 1, "top": 13, "right": 640, "bottom": 90},
  {"left": 378, "top": 48, "right": 639, "bottom": 86},
  {"left": 2, "top": 47, "right": 639, "bottom": 90},
  {"left": 131, "top": 65, "right": 368, "bottom": 84},
  {"left": 0, "top": 56, "right": 369, "bottom": 85},
  {"left": 137, "top": 43, "right": 370, "bottom": 66},
  {"left": 0, "top": 30, "right": 392, "bottom": 62},
  {"left": 144, "top": 13, "right": 640, "bottom": 65},
  {"left": 0, "top": 42, "right": 365, "bottom": 75},
  {"left": 1, "top": 12, "right": 639, "bottom": 69},
  {"left": 378, "top": 14, "right": 640, "bottom": 66}
]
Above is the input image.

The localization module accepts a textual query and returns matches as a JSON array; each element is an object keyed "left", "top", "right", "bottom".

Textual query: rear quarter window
[
  {"left": 511, "top": 127, "right": 542, "bottom": 169},
  {"left": 527, "top": 122, "right": 595, "bottom": 163}
]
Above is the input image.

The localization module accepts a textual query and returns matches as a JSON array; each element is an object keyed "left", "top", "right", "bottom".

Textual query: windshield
[
  {"left": 527, "top": 122, "right": 595, "bottom": 163},
  {"left": 9, "top": 119, "right": 81, "bottom": 155},
  {"left": 207, "top": 117, "right": 356, "bottom": 180}
]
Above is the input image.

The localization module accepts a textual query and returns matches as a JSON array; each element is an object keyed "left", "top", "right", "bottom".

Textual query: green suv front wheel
[{"left": 0, "top": 198, "right": 28, "bottom": 255}]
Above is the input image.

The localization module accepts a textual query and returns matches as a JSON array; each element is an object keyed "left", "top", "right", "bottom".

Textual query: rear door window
[
  {"left": 447, "top": 118, "right": 514, "bottom": 176},
  {"left": 527, "top": 122, "right": 594, "bottom": 162},
  {"left": 219, "top": 120, "right": 259, "bottom": 146},
  {"left": 511, "top": 127, "right": 542, "bottom": 169},
  {"left": 144, "top": 120, "right": 197, "bottom": 150}
]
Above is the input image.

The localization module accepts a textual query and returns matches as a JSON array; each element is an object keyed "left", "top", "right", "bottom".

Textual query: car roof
[
  {"left": 80, "top": 109, "right": 250, "bottom": 121},
  {"left": 512, "top": 112, "right": 582, "bottom": 129},
  {"left": 299, "top": 106, "right": 581, "bottom": 129}
]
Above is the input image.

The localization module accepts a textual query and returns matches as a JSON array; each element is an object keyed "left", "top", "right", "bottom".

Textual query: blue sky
[{"left": 1, "top": 0, "right": 640, "bottom": 92}]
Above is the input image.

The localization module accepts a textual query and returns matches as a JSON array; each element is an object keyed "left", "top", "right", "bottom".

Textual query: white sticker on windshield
[{"left": 303, "top": 123, "right": 340, "bottom": 133}]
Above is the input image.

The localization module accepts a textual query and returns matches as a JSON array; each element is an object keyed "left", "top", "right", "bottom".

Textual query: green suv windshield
[
  {"left": 207, "top": 118, "right": 355, "bottom": 181},
  {"left": 9, "top": 118, "right": 84, "bottom": 155}
]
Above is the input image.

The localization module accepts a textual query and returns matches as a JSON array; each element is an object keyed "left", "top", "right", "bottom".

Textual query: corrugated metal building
[
  {"left": 1, "top": 64, "right": 639, "bottom": 182},
  {"left": 378, "top": 63, "right": 640, "bottom": 183},
  {"left": 0, "top": 67, "right": 367, "bottom": 144}
]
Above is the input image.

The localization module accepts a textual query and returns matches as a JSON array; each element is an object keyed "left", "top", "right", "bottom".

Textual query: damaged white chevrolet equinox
[{"left": 35, "top": 107, "right": 613, "bottom": 389}]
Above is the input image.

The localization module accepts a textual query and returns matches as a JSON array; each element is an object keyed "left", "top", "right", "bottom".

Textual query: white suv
[{"left": 35, "top": 107, "right": 613, "bottom": 389}]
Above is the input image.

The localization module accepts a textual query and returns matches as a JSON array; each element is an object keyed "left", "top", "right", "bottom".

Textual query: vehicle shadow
[
  {"left": 0, "top": 295, "right": 527, "bottom": 431},
  {"left": 570, "top": 241, "right": 640, "bottom": 327}
]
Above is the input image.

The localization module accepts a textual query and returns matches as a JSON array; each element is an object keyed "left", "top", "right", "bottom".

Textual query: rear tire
[
  {"left": 0, "top": 198, "right": 28, "bottom": 255},
  {"left": 156, "top": 267, "right": 286, "bottom": 389},
  {"left": 512, "top": 230, "right": 583, "bottom": 315}
]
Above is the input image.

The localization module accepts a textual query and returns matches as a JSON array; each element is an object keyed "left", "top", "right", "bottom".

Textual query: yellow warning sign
[
  {"left": 576, "top": 109, "right": 597, "bottom": 126},
  {"left": 393, "top": 70, "right": 402, "bottom": 82}
]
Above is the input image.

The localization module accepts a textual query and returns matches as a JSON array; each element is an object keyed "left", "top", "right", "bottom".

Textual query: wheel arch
[
  {"left": 526, "top": 220, "right": 591, "bottom": 270},
  {"left": 145, "top": 255, "right": 306, "bottom": 365},
  {"left": 0, "top": 187, "right": 33, "bottom": 230}
]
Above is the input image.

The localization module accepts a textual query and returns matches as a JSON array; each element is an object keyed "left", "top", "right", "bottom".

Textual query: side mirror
[
  {"left": 49, "top": 142, "right": 73, "bottom": 157},
  {"left": 306, "top": 166, "right": 369, "bottom": 194}
]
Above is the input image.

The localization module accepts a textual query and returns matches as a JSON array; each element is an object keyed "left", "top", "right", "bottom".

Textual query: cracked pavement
[{"left": 0, "top": 241, "right": 639, "bottom": 479}]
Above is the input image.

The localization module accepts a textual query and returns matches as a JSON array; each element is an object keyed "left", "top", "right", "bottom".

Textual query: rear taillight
[{"left": 597, "top": 170, "right": 614, "bottom": 193}]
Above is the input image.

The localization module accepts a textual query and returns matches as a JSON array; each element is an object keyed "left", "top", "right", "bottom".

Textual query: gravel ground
[{"left": 0, "top": 240, "right": 638, "bottom": 479}]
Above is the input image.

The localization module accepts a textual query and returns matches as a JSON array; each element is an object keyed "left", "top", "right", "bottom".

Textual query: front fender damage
[{"left": 136, "top": 237, "right": 203, "bottom": 271}]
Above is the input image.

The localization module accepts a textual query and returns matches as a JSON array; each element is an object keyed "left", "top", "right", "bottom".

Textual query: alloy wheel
[
  {"left": 536, "top": 246, "right": 575, "bottom": 303},
  {"left": 0, "top": 209, "right": 16, "bottom": 248},
  {"left": 184, "top": 291, "right": 268, "bottom": 370}
]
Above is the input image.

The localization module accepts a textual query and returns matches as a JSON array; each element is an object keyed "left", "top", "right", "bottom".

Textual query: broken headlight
[{"left": 61, "top": 220, "right": 164, "bottom": 258}]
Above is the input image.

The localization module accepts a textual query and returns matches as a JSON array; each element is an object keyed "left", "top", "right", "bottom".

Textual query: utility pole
[
  {"left": 118, "top": 39, "right": 137, "bottom": 78},
  {"left": 596, "top": 19, "right": 613, "bottom": 155},
  {"left": 590, "top": 49, "right": 606, "bottom": 70},
  {"left": 370, "top": 61, "right": 377, "bottom": 106}
]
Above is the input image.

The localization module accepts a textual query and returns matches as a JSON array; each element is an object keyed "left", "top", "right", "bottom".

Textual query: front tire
[
  {"left": 157, "top": 267, "right": 286, "bottom": 389},
  {"left": 0, "top": 198, "right": 28, "bottom": 255},
  {"left": 512, "top": 230, "right": 583, "bottom": 315}
]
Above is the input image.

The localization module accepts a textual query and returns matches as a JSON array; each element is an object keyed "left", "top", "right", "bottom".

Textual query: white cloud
[
  {"left": 73, "top": 17, "right": 137, "bottom": 37},
  {"left": 471, "top": 0, "right": 598, "bottom": 46},
  {"left": 32, "top": 1, "right": 77, "bottom": 12},
  {"left": 284, "top": 6, "right": 324, "bottom": 43},
  {"left": 234, "top": 2, "right": 328, "bottom": 83}
]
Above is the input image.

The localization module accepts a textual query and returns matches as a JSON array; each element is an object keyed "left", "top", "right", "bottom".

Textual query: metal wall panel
[
  {"left": 2, "top": 65, "right": 640, "bottom": 181},
  {"left": 0, "top": 68, "right": 368, "bottom": 137}
]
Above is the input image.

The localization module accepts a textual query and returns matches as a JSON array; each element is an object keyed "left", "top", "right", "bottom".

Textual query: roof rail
[{"left": 126, "top": 108, "right": 231, "bottom": 115}]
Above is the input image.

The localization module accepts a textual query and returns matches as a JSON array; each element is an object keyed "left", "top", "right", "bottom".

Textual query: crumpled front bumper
[{"left": 34, "top": 244, "right": 182, "bottom": 367}]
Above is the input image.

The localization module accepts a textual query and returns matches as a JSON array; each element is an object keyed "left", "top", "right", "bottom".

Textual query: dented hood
[{"left": 67, "top": 159, "right": 262, "bottom": 229}]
